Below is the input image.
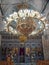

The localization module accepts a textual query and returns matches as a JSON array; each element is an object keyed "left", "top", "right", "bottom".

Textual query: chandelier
[{"left": 3, "top": 3, "right": 48, "bottom": 42}]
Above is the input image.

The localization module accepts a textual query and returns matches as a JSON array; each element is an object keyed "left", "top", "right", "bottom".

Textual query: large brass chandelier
[{"left": 3, "top": 3, "right": 48, "bottom": 42}]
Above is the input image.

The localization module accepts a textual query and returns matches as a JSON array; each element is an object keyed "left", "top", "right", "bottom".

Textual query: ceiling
[{"left": 0, "top": 0, "right": 49, "bottom": 34}]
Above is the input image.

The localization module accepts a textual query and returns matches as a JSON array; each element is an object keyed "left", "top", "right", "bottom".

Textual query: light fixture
[{"left": 3, "top": 3, "right": 48, "bottom": 42}]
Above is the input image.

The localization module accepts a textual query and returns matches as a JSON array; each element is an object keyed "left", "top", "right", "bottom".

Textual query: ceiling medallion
[
  {"left": 4, "top": 4, "right": 48, "bottom": 42},
  {"left": 17, "top": 3, "right": 29, "bottom": 9}
]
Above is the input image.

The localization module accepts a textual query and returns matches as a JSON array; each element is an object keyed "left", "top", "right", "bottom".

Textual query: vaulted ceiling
[{"left": 0, "top": 0, "right": 49, "bottom": 33}]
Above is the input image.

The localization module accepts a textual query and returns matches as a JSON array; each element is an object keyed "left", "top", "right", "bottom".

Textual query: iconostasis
[{"left": 1, "top": 35, "right": 44, "bottom": 64}]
